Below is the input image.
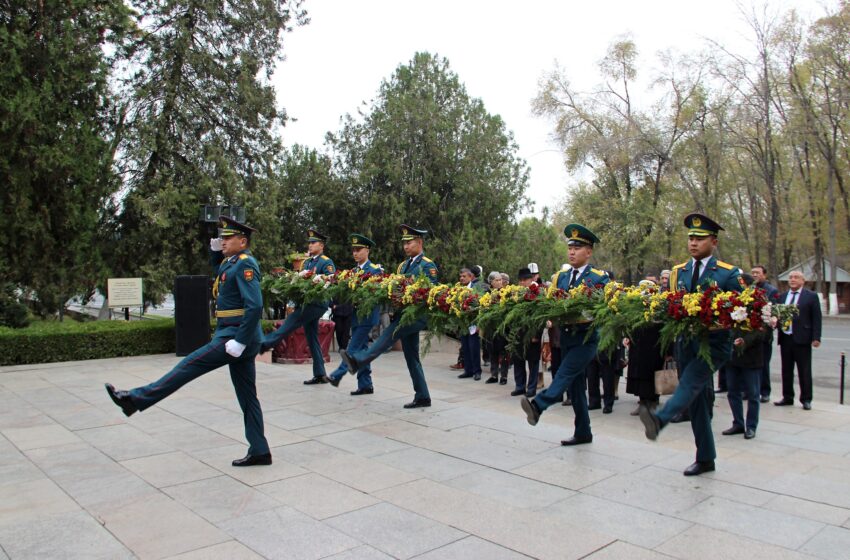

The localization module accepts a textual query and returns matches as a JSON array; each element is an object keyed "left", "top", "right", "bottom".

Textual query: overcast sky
[{"left": 272, "top": 0, "right": 820, "bottom": 217}]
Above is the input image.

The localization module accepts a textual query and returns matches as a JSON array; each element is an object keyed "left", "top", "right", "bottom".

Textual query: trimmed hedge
[{"left": 0, "top": 319, "right": 176, "bottom": 366}]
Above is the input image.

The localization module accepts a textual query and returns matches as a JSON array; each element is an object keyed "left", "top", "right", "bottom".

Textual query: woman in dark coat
[{"left": 624, "top": 323, "right": 666, "bottom": 415}]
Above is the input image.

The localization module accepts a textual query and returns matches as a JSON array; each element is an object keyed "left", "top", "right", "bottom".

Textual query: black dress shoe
[
  {"left": 602, "top": 406, "right": 613, "bottom": 414},
  {"left": 744, "top": 429, "right": 756, "bottom": 439},
  {"left": 774, "top": 399, "right": 794, "bottom": 406},
  {"left": 403, "top": 398, "right": 431, "bottom": 409},
  {"left": 105, "top": 383, "right": 138, "bottom": 417},
  {"left": 759, "top": 395, "right": 770, "bottom": 403},
  {"left": 232, "top": 453, "right": 272, "bottom": 467},
  {"left": 350, "top": 387, "right": 374, "bottom": 396},
  {"left": 457, "top": 372, "right": 474, "bottom": 379},
  {"left": 499, "top": 377, "right": 507, "bottom": 385},
  {"left": 521, "top": 397, "right": 540, "bottom": 426},
  {"left": 802, "top": 402, "right": 812, "bottom": 410},
  {"left": 722, "top": 425, "right": 745, "bottom": 436},
  {"left": 561, "top": 435, "right": 593, "bottom": 446},
  {"left": 324, "top": 375, "right": 340, "bottom": 387},
  {"left": 339, "top": 349, "right": 359, "bottom": 373},
  {"left": 683, "top": 460, "right": 715, "bottom": 476},
  {"left": 588, "top": 404, "right": 601, "bottom": 411},
  {"left": 714, "top": 388, "right": 727, "bottom": 394},
  {"left": 485, "top": 376, "right": 498, "bottom": 384},
  {"left": 638, "top": 403, "right": 661, "bottom": 441},
  {"left": 304, "top": 377, "right": 328, "bottom": 385},
  {"left": 473, "top": 373, "right": 481, "bottom": 381},
  {"left": 510, "top": 389, "right": 525, "bottom": 396}
]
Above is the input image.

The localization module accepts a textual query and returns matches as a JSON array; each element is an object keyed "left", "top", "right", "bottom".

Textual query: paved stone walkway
[{"left": 2, "top": 344, "right": 850, "bottom": 559}]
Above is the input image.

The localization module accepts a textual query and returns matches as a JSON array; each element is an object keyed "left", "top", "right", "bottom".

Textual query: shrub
[
  {"left": 0, "top": 319, "right": 176, "bottom": 366},
  {"left": 0, "top": 284, "right": 31, "bottom": 328}
]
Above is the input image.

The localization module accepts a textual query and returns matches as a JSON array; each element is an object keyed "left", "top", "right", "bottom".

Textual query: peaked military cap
[
  {"left": 683, "top": 213, "right": 723, "bottom": 237},
  {"left": 563, "top": 223, "right": 599, "bottom": 247},
  {"left": 307, "top": 228, "right": 328, "bottom": 242},
  {"left": 517, "top": 267, "right": 534, "bottom": 280},
  {"left": 400, "top": 224, "right": 428, "bottom": 241},
  {"left": 349, "top": 233, "right": 375, "bottom": 248},
  {"left": 218, "top": 215, "right": 257, "bottom": 238}
]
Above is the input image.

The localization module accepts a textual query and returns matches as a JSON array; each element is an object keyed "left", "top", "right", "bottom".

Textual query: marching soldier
[
  {"left": 324, "top": 234, "right": 383, "bottom": 394},
  {"left": 339, "top": 224, "right": 438, "bottom": 408},
  {"left": 105, "top": 216, "right": 271, "bottom": 467},
  {"left": 521, "top": 224, "right": 609, "bottom": 446},
  {"left": 260, "top": 228, "right": 335, "bottom": 384},
  {"left": 638, "top": 213, "right": 744, "bottom": 476}
]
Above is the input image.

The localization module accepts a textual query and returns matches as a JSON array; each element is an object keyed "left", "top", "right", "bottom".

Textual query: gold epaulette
[
  {"left": 673, "top": 262, "right": 687, "bottom": 269},
  {"left": 421, "top": 256, "right": 433, "bottom": 263},
  {"left": 239, "top": 254, "right": 248, "bottom": 260},
  {"left": 590, "top": 267, "right": 606, "bottom": 276},
  {"left": 716, "top": 260, "right": 734, "bottom": 270}
]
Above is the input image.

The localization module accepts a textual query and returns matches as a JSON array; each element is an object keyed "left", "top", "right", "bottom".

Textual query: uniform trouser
[
  {"left": 513, "top": 340, "right": 541, "bottom": 392},
  {"left": 461, "top": 332, "right": 482, "bottom": 375},
  {"left": 656, "top": 335, "right": 732, "bottom": 463},
  {"left": 263, "top": 303, "right": 328, "bottom": 379},
  {"left": 587, "top": 357, "right": 617, "bottom": 408},
  {"left": 351, "top": 316, "right": 430, "bottom": 400},
  {"left": 726, "top": 364, "right": 760, "bottom": 432},
  {"left": 129, "top": 335, "right": 269, "bottom": 455},
  {"left": 328, "top": 320, "right": 376, "bottom": 390},
  {"left": 532, "top": 330, "right": 597, "bottom": 440},
  {"left": 780, "top": 342, "right": 813, "bottom": 403},
  {"left": 760, "top": 337, "right": 773, "bottom": 397}
]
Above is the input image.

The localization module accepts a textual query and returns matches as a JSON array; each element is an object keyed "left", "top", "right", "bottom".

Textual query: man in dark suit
[
  {"left": 775, "top": 270, "right": 822, "bottom": 410},
  {"left": 751, "top": 265, "right": 780, "bottom": 403}
]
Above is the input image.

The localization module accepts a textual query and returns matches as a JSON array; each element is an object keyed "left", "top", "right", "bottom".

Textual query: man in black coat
[{"left": 775, "top": 270, "right": 822, "bottom": 410}]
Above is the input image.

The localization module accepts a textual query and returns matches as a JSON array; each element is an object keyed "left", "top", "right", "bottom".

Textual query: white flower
[
  {"left": 761, "top": 303, "right": 773, "bottom": 321},
  {"left": 730, "top": 306, "right": 748, "bottom": 322},
  {"left": 312, "top": 274, "right": 324, "bottom": 284}
]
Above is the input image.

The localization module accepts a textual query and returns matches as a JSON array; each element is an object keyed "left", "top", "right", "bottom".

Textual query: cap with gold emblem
[
  {"left": 218, "top": 215, "right": 258, "bottom": 238},
  {"left": 683, "top": 213, "right": 723, "bottom": 237},
  {"left": 349, "top": 233, "right": 375, "bottom": 248},
  {"left": 399, "top": 224, "right": 428, "bottom": 241},
  {"left": 563, "top": 223, "right": 599, "bottom": 247},
  {"left": 307, "top": 228, "right": 328, "bottom": 243}
]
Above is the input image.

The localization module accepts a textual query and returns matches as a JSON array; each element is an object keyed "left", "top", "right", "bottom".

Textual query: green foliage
[
  {"left": 109, "top": 0, "right": 307, "bottom": 304},
  {"left": 0, "top": 284, "right": 30, "bottom": 328},
  {"left": 0, "top": 0, "right": 132, "bottom": 314},
  {"left": 324, "top": 52, "right": 531, "bottom": 276},
  {"left": 0, "top": 319, "right": 175, "bottom": 365}
]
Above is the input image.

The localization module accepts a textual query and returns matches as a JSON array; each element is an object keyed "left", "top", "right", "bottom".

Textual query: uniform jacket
[
  {"left": 669, "top": 255, "right": 743, "bottom": 293},
  {"left": 353, "top": 259, "right": 383, "bottom": 327},
  {"left": 301, "top": 253, "right": 336, "bottom": 275},
  {"left": 210, "top": 249, "right": 263, "bottom": 346},
  {"left": 397, "top": 253, "right": 439, "bottom": 281},
  {"left": 552, "top": 265, "right": 609, "bottom": 340},
  {"left": 777, "top": 288, "right": 822, "bottom": 346}
]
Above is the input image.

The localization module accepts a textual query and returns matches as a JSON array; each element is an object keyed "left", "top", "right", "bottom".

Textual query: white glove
[
  {"left": 312, "top": 274, "right": 324, "bottom": 284},
  {"left": 210, "top": 237, "right": 223, "bottom": 251},
  {"left": 225, "top": 339, "right": 246, "bottom": 358},
  {"left": 468, "top": 325, "right": 478, "bottom": 335},
  {"left": 298, "top": 269, "right": 310, "bottom": 278}
]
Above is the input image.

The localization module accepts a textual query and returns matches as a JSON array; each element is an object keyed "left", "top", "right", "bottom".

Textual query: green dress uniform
[
  {"left": 260, "top": 229, "right": 336, "bottom": 382},
  {"left": 646, "top": 213, "right": 744, "bottom": 473},
  {"left": 116, "top": 217, "right": 270, "bottom": 457},
  {"left": 340, "top": 225, "right": 438, "bottom": 406}
]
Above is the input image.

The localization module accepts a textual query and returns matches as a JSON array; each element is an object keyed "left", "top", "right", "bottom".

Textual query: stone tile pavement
[{"left": 1, "top": 343, "right": 850, "bottom": 559}]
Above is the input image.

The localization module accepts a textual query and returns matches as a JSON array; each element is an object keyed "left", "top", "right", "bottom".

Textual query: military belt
[{"left": 215, "top": 309, "right": 245, "bottom": 318}]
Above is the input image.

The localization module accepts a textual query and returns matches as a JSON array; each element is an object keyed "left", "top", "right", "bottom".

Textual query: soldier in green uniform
[
  {"left": 521, "top": 224, "right": 609, "bottom": 446},
  {"left": 105, "top": 216, "right": 271, "bottom": 467},
  {"left": 339, "top": 225, "right": 438, "bottom": 408},
  {"left": 639, "top": 213, "right": 744, "bottom": 476},
  {"left": 260, "top": 228, "right": 336, "bottom": 384}
]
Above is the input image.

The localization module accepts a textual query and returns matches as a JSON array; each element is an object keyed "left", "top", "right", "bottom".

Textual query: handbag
[{"left": 654, "top": 359, "right": 679, "bottom": 395}]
